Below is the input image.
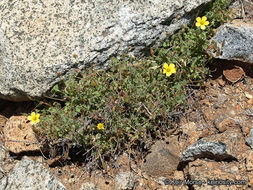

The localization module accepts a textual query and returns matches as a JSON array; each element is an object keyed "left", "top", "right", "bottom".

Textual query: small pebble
[
  {"left": 230, "top": 166, "right": 239, "bottom": 174},
  {"left": 245, "top": 92, "right": 253, "bottom": 99},
  {"left": 217, "top": 78, "right": 225, "bottom": 86},
  {"left": 229, "top": 110, "right": 236, "bottom": 116}
]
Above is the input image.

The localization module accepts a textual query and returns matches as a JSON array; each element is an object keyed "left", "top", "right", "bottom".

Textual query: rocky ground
[
  {"left": 1, "top": 60, "right": 253, "bottom": 190},
  {"left": 0, "top": 1, "right": 253, "bottom": 190}
]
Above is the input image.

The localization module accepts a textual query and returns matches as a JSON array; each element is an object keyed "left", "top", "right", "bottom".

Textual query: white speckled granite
[
  {"left": 0, "top": 156, "right": 66, "bottom": 190},
  {"left": 0, "top": 0, "right": 211, "bottom": 101}
]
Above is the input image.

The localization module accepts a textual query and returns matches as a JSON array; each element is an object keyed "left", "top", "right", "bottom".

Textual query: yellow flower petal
[
  {"left": 97, "top": 123, "right": 104, "bottom": 130},
  {"left": 35, "top": 114, "right": 40, "bottom": 120},
  {"left": 200, "top": 25, "right": 206, "bottom": 30},
  {"left": 163, "top": 63, "right": 169, "bottom": 69},
  {"left": 196, "top": 16, "right": 209, "bottom": 30},
  {"left": 27, "top": 116, "right": 32, "bottom": 121},
  {"left": 170, "top": 64, "right": 176, "bottom": 73},
  {"left": 204, "top": 21, "right": 209, "bottom": 26},
  {"left": 196, "top": 17, "right": 201, "bottom": 22},
  {"left": 168, "top": 63, "right": 175, "bottom": 70},
  {"left": 166, "top": 72, "right": 172, "bottom": 77},
  {"left": 27, "top": 112, "right": 40, "bottom": 124},
  {"left": 196, "top": 22, "right": 201, "bottom": 27},
  {"left": 163, "top": 63, "right": 176, "bottom": 77}
]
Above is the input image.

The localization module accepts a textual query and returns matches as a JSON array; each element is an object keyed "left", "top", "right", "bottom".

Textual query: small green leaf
[{"left": 76, "top": 106, "right": 81, "bottom": 113}]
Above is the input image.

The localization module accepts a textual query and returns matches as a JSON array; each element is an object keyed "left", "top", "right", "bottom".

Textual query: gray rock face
[
  {"left": 207, "top": 20, "right": 253, "bottom": 64},
  {"left": 0, "top": 0, "right": 211, "bottom": 101},
  {"left": 0, "top": 156, "right": 66, "bottom": 190}
]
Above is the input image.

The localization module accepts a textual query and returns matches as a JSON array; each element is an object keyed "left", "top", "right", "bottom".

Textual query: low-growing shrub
[{"left": 28, "top": 0, "right": 232, "bottom": 164}]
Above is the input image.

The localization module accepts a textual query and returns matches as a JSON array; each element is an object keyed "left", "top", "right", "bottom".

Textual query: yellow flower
[
  {"left": 163, "top": 63, "right": 176, "bottom": 77},
  {"left": 195, "top": 16, "right": 209, "bottom": 30},
  {"left": 97, "top": 123, "right": 104, "bottom": 130},
  {"left": 27, "top": 112, "right": 40, "bottom": 125}
]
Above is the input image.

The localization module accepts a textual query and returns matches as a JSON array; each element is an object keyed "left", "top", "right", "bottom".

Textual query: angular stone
[
  {"left": 141, "top": 139, "right": 180, "bottom": 177},
  {"left": 0, "top": 0, "right": 212, "bottom": 101},
  {"left": 186, "top": 131, "right": 201, "bottom": 146},
  {"left": 180, "top": 129, "right": 249, "bottom": 162},
  {"left": 181, "top": 122, "right": 201, "bottom": 146},
  {"left": 207, "top": 19, "right": 253, "bottom": 64},
  {"left": 114, "top": 171, "right": 135, "bottom": 190},
  {"left": 214, "top": 117, "right": 241, "bottom": 133},
  {"left": 188, "top": 159, "right": 248, "bottom": 190},
  {"left": 181, "top": 140, "right": 232, "bottom": 162},
  {"left": 3, "top": 116, "right": 40, "bottom": 154},
  {"left": 0, "top": 156, "right": 66, "bottom": 190},
  {"left": 216, "top": 93, "right": 228, "bottom": 107},
  {"left": 181, "top": 122, "right": 197, "bottom": 135}
]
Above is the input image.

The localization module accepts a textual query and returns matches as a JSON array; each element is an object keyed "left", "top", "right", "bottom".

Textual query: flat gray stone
[
  {"left": 0, "top": 0, "right": 211, "bottom": 101},
  {"left": 180, "top": 140, "right": 232, "bottom": 162},
  {"left": 207, "top": 20, "right": 253, "bottom": 64},
  {"left": 0, "top": 156, "right": 66, "bottom": 190},
  {"left": 180, "top": 129, "right": 249, "bottom": 162}
]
